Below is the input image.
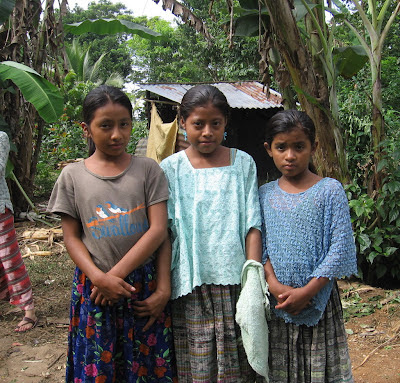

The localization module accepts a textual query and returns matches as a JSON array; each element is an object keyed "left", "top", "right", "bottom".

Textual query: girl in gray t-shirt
[{"left": 48, "top": 85, "right": 176, "bottom": 382}]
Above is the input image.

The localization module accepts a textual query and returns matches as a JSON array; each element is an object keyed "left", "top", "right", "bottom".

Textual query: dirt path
[
  {"left": 340, "top": 281, "right": 400, "bottom": 382},
  {"left": 0, "top": 223, "right": 399, "bottom": 382}
]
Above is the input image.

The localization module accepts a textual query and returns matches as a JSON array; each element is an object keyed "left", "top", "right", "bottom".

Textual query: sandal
[{"left": 14, "top": 316, "right": 38, "bottom": 333}]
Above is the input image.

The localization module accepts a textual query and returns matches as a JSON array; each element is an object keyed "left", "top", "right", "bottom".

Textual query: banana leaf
[
  {"left": 64, "top": 19, "right": 163, "bottom": 40},
  {"left": 333, "top": 46, "right": 369, "bottom": 79},
  {"left": 0, "top": 0, "right": 16, "bottom": 24},
  {"left": 0, "top": 61, "right": 63, "bottom": 123}
]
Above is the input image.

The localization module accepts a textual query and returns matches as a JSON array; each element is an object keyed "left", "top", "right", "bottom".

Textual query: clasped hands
[
  {"left": 89, "top": 272, "right": 170, "bottom": 331},
  {"left": 269, "top": 280, "right": 312, "bottom": 316}
]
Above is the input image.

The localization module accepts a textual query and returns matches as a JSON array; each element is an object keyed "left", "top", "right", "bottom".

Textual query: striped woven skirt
[
  {"left": 0, "top": 209, "right": 34, "bottom": 310},
  {"left": 171, "top": 284, "right": 256, "bottom": 383},
  {"left": 66, "top": 261, "right": 177, "bottom": 383},
  {"left": 268, "top": 281, "right": 354, "bottom": 383}
]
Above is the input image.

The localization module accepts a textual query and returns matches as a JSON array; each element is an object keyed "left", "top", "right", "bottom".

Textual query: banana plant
[
  {"left": 0, "top": 2, "right": 163, "bottom": 212},
  {"left": 231, "top": 0, "right": 368, "bottom": 121},
  {"left": 0, "top": 61, "right": 63, "bottom": 122},
  {"left": 0, "top": 61, "right": 63, "bottom": 216},
  {"left": 64, "top": 18, "right": 163, "bottom": 40},
  {"left": 0, "top": 0, "right": 15, "bottom": 23},
  {"left": 65, "top": 39, "right": 124, "bottom": 87}
]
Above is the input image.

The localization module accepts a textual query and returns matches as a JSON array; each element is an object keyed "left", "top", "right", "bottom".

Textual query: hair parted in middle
[
  {"left": 83, "top": 85, "right": 132, "bottom": 125},
  {"left": 179, "top": 84, "right": 231, "bottom": 123},
  {"left": 82, "top": 85, "right": 132, "bottom": 156}
]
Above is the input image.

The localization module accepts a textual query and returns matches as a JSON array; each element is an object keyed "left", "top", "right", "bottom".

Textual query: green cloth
[{"left": 236, "top": 259, "right": 270, "bottom": 380}]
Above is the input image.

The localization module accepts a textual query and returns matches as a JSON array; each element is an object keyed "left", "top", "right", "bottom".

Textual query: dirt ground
[{"left": 0, "top": 221, "right": 399, "bottom": 383}]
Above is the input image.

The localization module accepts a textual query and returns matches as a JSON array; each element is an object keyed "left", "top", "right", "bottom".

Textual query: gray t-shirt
[{"left": 47, "top": 156, "right": 168, "bottom": 272}]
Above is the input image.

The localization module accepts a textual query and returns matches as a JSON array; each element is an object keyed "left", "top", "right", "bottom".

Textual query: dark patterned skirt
[
  {"left": 0, "top": 209, "right": 34, "bottom": 310},
  {"left": 268, "top": 281, "right": 354, "bottom": 383},
  {"left": 171, "top": 284, "right": 256, "bottom": 383},
  {"left": 66, "top": 261, "right": 177, "bottom": 383}
]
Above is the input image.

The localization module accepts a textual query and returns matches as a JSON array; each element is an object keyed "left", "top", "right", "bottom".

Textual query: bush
[{"left": 342, "top": 107, "right": 400, "bottom": 288}]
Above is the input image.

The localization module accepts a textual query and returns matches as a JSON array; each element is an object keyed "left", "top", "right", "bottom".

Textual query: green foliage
[
  {"left": 381, "top": 56, "right": 400, "bottom": 109},
  {"left": 0, "top": 0, "right": 15, "bottom": 24},
  {"left": 0, "top": 61, "right": 63, "bottom": 123},
  {"left": 63, "top": 1, "right": 136, "bottom": 84},
  {"left": 129, "top": 4, "right": 259, "bottom": 84},
  {"left": 343, "top": 118, "right": 400, "bottom": 286},
  {"left": 63, "top": 0, "right": 260, "bottom": 85},
  {"left": 129, "top": 17, "right": 201, "bottom": 83},
  {"left": 66, "top": 0, "right": 131, "bottom": 21},
  {"left": 127, "top": 120, "right": 148, "bottom": 154},
  {"left": 336, "top": 12, "right": 400, "bottom": 286},
  {"left": 64, "top": 18, "right": 162, "bottom": 40},
  {"left": 341, "top": 291, "right": 376, "bottom": 320},
  {"left": 65, "top": 39, "right": 123, "bottom": 86},
  {"left": 333, "top": 46, "right": 369, "bottom": 79},
  {"left": 341, "top": 287, "right": 400, "bottom": 321},
  {"left": 85, "top": 37, "right": 132, "bottom": 80},
  {"left": 36, "top": 75, "right": 94, "bottom": 197}
]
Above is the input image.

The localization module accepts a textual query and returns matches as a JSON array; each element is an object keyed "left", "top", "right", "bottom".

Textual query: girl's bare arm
[
  {"left": 245, "top": 227, "right": 262, "bottom": 262},
  {"left": 264, "top": 259, "right": 294, "bottom": 303},
  {"left": 90, "top": 201, "right": 168, "bottom": 305},
  {"left": 107, "top": 201, "right": 168, "bottom": 279},
  {"left": 133, "top": 237, "right": 172, "bottom": 331},
  {"left": 61, "top": 214, "right": 134, "bottom": 303}
]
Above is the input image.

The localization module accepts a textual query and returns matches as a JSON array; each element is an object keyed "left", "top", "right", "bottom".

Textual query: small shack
[{"left": 140, "top": 81, "right": 283, "bottom": 183}]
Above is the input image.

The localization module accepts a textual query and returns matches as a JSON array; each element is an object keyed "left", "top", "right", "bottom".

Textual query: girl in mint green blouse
[{"left": 160, "top": 84, "right": 262, "bottom": 383}]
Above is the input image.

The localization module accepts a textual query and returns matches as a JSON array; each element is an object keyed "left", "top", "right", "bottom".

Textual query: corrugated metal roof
[{"left": 139, "top": 81, "right": 282, "bottom": 109}]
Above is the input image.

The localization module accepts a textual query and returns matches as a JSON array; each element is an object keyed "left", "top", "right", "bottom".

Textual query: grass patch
[{"left": 341, "top": 286, "right": 400, "bottom": 321}]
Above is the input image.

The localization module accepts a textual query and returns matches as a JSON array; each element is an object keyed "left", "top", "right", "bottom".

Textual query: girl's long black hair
[
  {"left": 83, "top": 85, "right": 132, "bottom": 156},
  {"left": 265, "top": 109, "right": 318, "bottom": 174}
]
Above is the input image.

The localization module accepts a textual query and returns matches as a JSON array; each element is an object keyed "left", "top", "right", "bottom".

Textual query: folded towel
[{"left": 236, "top": 259, "right": 270, "bottom": 379}]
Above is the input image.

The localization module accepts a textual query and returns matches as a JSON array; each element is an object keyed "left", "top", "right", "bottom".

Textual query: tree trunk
[
  {"left": 371, "top": 62, "right": 383, "bottom": 192},
  {"left": 262, "top": 0, "right": 349, "bottom": 182},
  {"left": 0, "top": 0, "right": 64, "bottom": 212}
]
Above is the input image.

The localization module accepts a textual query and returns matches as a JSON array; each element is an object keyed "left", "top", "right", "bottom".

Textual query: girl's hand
[
  {"left": 275, "top": 277, "right": 329, "bottom": 315},
  {"left": 90, "top": 288, "right": 111, "bottom": 307},
  {"left": 268, "top": 279, "right": 294, "bottom": 304},
  {"left": 133, "top": 289, "right": 170, "bottom": 332},
  {"left": 90, "top": 274, "right": 135, "bottom": 306},
  {"left": 275, "top": 287, "right": 311, "bottom": 315}
]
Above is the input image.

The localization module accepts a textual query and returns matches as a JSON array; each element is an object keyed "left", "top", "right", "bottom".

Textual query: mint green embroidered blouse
[{"left": 160, "top": 149, "right": 262, "bottom": 300}]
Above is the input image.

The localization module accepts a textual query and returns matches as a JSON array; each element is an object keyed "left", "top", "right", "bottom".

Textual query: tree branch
[{"left": 151, "top": 0, "right": 212, "bottom": 40}]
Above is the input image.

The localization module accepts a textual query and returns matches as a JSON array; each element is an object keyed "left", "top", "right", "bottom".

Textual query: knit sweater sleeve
[{"left": 310, "top": 179, "right": 357, "bottom": 279}]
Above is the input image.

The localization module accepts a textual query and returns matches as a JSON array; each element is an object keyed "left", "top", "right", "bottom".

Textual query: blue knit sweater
[{"left": 259, "top": 178, "right": 357, "bottom": 326}]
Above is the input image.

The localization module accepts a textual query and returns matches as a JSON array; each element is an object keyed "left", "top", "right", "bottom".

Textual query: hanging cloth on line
[{"left": 146, "top": 102, "right": 178, "bottom": 163}]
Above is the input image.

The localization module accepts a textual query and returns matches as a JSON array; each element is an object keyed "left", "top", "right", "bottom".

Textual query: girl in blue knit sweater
[{"left": 259, "top": 110, "right": 357, "bottom": 382}]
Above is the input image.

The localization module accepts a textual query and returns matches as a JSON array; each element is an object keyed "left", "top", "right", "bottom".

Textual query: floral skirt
[
  {"left": 0, "top": 209, "right": 34, "bottom": 310},
  {"left": 66, "top": 261, "right": 177, "bottom": 383}
]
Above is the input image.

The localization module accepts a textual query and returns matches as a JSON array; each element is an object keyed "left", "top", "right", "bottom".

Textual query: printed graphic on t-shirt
[{"left": 86, "top": 201, "right": 148, "bottom": 239}]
